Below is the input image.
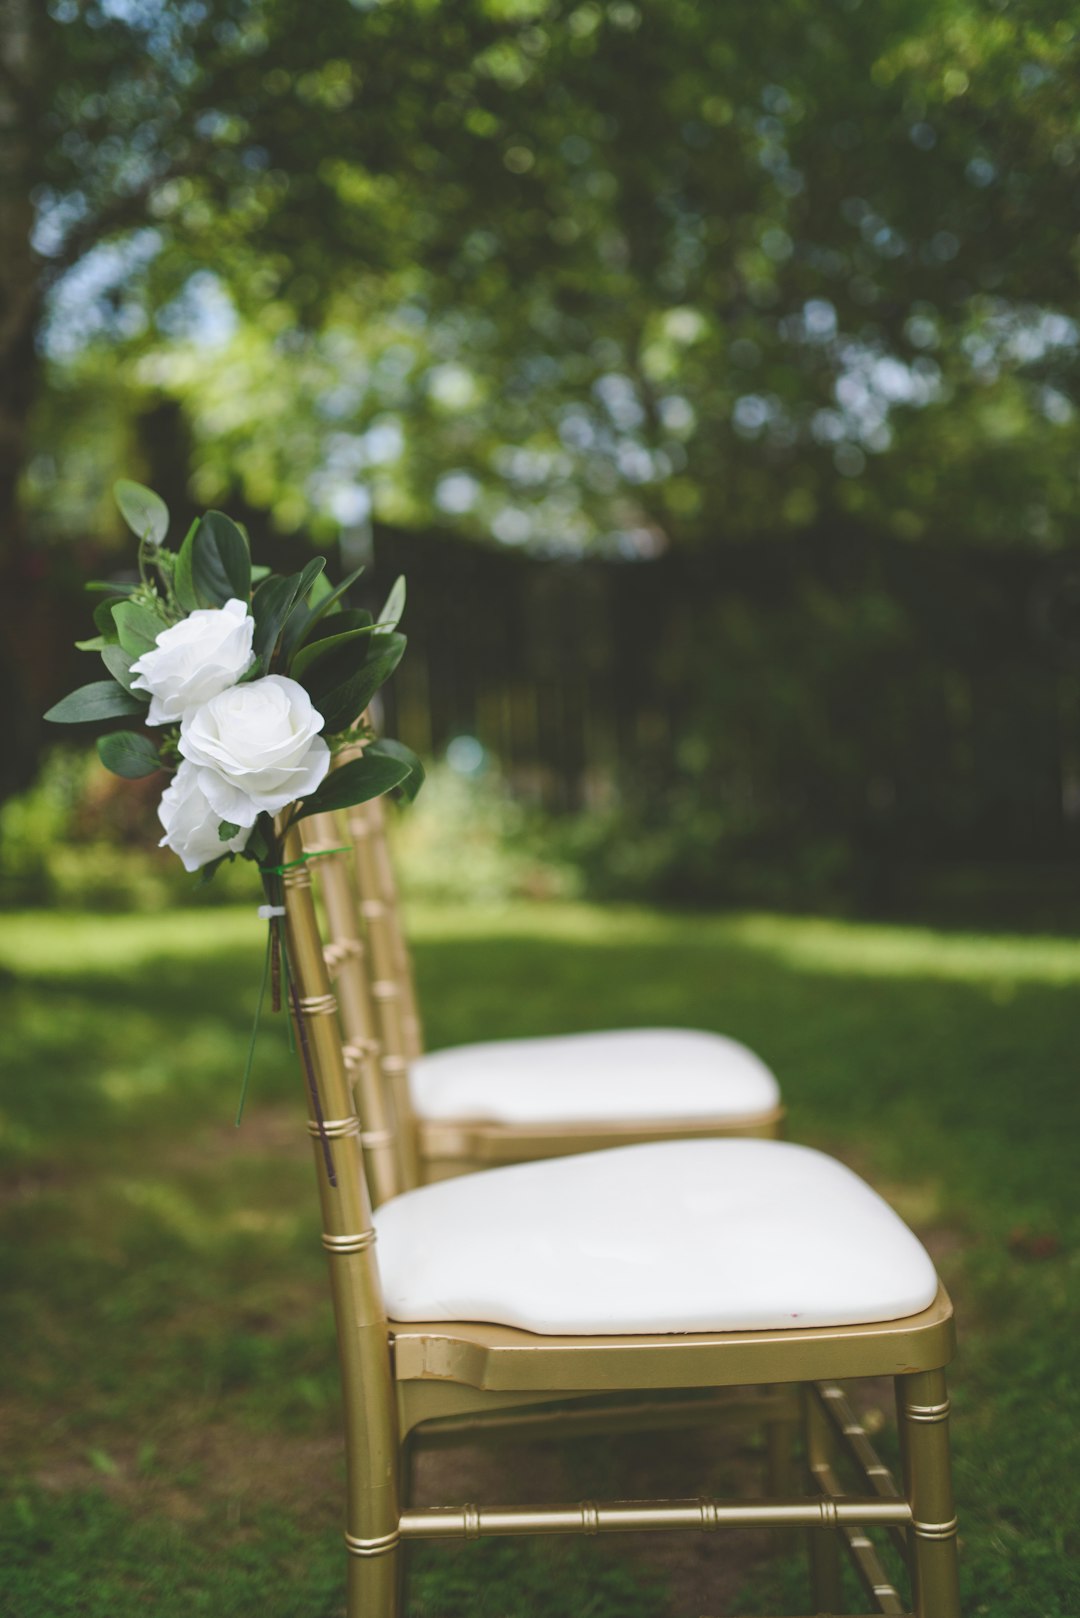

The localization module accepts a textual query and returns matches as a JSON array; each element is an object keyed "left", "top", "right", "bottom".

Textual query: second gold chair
[{"left": 305, "top": 792, "right": 785, "bottom": 1191}]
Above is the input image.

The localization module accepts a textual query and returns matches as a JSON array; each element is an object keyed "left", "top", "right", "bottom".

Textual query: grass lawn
[{"left": 0, "top": 901, "right": 1078, "bottom": 1616}]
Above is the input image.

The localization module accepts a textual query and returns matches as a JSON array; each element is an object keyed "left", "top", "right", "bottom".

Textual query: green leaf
[
  {"left": 244, "top": 822, "right": 271, "bottom": 864},
  {"left": 265, "top": 559, "right": 325, "bottom": 666},
  {"left": 250, "top": 563, "right": 272, "bottom": 583},
  {"left": 218, "top": 819, "right": 243, "bottom": 841},
  {"left": 252, "top": 575, "right": 297, "bottom": 669},
  {"left": 250, "top": 572, "right": 303, "bottom": 671},
  {"left": 96, "top": 731, "right": 161, "bottom": 779},
  {"left": 378, "top": 575, "right": 406, "bottom": 631},
  {"left": 112, "top": 600, "right": 166, "bottom": 659},
  {"left": 195, "top": 854, "right": 230, "bottom": 888},
  {"left": 290, "top": 754, "right": 413, "bottom": 823},
  {"left": 173, "top": 519, "right": 199, "bottom": 612},
  {"left": 101, "top": 645, "right": 139, "bottom": 693},
  {"left": 114, "top": 480, "right": 169, "bottom": 545},
  {"left": 191, "top": 511, "right": 251, "bottom": 606},
  {"left": 365, "top": 737, "right": 425, "bottom": 802},
  {"left": 287, "top": 564, "right": 365, "bottom": 654},
  {"left": 301, "top": 607, "right": 373, "bottom": 647},
  {"left": 85, "top": 580, "right": 137, "bottom": 596},
  {"left": 45, "top": 681, "right": 146, "bottom": 724},
  {"left": 75, "top": 636, "right": 108, "bottom": 652},
  {"left": 293, "top": 555, "right": 327, "bottom": 609},
  {"left": 289, "top": 618, "right": 378, "bottom": 682},
  {"left": 92, "top": 599, "right": 122, "bottom": 641},
  {"left": 276, "top": 557, "right": 330, "bottom": 660},
  {"left": 307, "top": 633, "right": 407, "bottom": 734},
  {"left": 308, "top": 570, "right": 335, "bottom": 608}
]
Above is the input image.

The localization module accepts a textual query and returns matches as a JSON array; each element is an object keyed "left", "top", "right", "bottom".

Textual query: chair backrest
[
  {"left": 363, "top": 794, "right": 425, "bottom": 1062},
  {"left": 339, "top": 798, "right": 424, "bottom": 1189},
  {"left": 279, "top": 821, "right": 400, "bottom": 1539},
  {"left": 299, "top": 811, "right": 412, "bottom": 1202}
]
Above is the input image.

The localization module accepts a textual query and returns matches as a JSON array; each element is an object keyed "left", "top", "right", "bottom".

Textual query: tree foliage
[
  {"left": 10, "top": 0, "right": 1077, "bottom": 559},
  {"left": 3, "top": 0, "right": 1080, "bottom": 812}
]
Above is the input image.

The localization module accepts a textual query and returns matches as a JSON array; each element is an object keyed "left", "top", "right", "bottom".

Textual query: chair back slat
[
  {"left": 279, "top": 821, "right": 401, "bottom": 1547},
  {"left": 347, "top": 799, "right": 422, "bottom": 1189},
  {"left": 301, "top": 813, "right": 404, "bottom": 1206},
  {"left": 365, "top": 795, "right": 425, "bottom": 1061}
]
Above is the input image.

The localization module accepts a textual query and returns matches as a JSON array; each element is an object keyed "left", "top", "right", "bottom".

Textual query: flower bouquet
[{"left": 45, "top": 480, "right": 423, "bottom": 1146}]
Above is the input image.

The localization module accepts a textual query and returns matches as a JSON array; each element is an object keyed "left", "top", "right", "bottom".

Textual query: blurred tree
[
  {"left": 5, "top": 0, "right": 1080, "bottom": 796},
  {"left": 139, "top": 0, "right": 1078, "bottom": 553}
]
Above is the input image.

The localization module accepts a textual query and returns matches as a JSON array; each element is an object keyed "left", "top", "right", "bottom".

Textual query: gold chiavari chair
[
  {"left": 335, "top": 793, "right": 786, "bottom": 1184},
  {"left": 282, "top": 818, "right": 961, "bottom": 1618}
]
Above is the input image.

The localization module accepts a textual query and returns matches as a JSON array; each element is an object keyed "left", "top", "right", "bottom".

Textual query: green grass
[{"left": 1, "top": 902, "right": 1078, "bottom": 1616}]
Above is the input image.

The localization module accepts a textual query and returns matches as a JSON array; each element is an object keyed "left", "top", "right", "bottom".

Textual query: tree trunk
[{"left": 0, "top": 0, "right": 50, "bottom": 802}]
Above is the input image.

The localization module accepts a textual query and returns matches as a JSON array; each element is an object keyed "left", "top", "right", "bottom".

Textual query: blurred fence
[{"left": 372, "top": 525, "right": 1080, "bottom": 872}]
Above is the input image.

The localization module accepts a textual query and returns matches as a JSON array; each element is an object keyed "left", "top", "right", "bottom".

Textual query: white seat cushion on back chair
[
  {"left": 408, "top": 1028, "right": 781, "bottom": 1125},
  {"left": 374, "top": 1138, "right": 939, "bottom": 1336}
]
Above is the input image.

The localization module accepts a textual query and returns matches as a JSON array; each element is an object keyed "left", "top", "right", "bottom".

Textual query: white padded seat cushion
[
  {"left": 408, "top": 1028, "right": 780, "bottom": 1125},
  {"left": 373, "top": 1139, "right": 939, "bottom": 1335}
]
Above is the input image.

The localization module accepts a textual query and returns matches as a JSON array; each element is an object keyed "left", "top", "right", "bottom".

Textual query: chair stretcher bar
[{"left": 394, "top": 1494, "right": 911, "bottom": 1541}]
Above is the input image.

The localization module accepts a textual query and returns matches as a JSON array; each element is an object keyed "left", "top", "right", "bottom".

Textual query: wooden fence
[{"left": 370, "top": 523, "right": 1080, "bottom": 867}]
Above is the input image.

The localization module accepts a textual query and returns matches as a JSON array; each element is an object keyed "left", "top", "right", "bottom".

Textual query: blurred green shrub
[
  {"left": 0, "top": 748, "right": 578, "bottom": 913},
  {"left": 0, "top": 749, "right": 253, "bottom": 911},
  {"left": 390, "top": 760, "right": 579, "bottom": 907}
]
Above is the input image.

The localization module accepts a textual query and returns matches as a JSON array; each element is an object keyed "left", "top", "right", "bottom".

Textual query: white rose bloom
[
  {"left": 130, "top": 598, "right": 255, "bottom": 726},
  {"left": 178, "top": 674, "right": 331, "bottom": 828},
  {"left": 158, "top": 761, "right": 251, "bottom": 873}
]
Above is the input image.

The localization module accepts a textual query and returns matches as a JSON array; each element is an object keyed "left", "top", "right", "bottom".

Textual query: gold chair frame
[
  {"left": 321, "top": 795, "right": 785, "bottom": 1188},
  {"left": 281, "top": 823, "right": 962, "bottom": 1618}
]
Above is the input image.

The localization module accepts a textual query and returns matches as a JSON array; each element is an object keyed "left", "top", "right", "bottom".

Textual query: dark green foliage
[
  {"left": 365, "top": 737, "right": 426, "bottom": 803},
  {"left": 43, "top": 681, "right": 146, "bottom": 725},
  {"left": 99, "top": 645, "right": 137, "bottom": 692},
  {"left": 12, "top": 0, "right": 1080, "bottom": 555},
  {"left": 302, "top": 631, "right": 407, "bottom": 734},
  {"left": 287, "top": 616, "right": 377, "bottom": 683},
  {"left": 251, "top": 559, "right": 327, "bottom": 672},
  {"left": 290, "top": 751, "right": 415, "bottom": 822},
  {"left": 91, "top": 600, "right": 123, "bottom": 640},
  {"left": 113, "top": 480, "right": 169, "bottom": 546},
  {"left": 96, "top": 732, "right": 160, "bottom": 780},
  {"left": 279, "top": 566, "right": 366, "bottom": 664},
  {"left": 42, "top": 494, "right": 417, "bottom": 892},
  {"left": 190, "top": 512, "right": 251, "bottom": 608},
  {"left": 378, "top": 576, "right": 406, "bottom": 632},
  {"left": 111, "top": 601, "right": 166, "bottom": 659}
]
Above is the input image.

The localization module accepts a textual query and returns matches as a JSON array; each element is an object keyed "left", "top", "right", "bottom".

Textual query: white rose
[
  {"left": 178, "top": 674, "right": 331, "bottom": 828},
  {"left": 158, "top": 760, "right": 251, "bottom": 872},
  {"left": 130, "top": 598, "right": 255, "bottom": 726}
]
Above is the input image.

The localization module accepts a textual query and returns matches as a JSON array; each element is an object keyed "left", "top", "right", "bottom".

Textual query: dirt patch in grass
[
  {"left": 161, "top": 1103, "right": 305, "bottom": 1173},
  {"left": 0, "top": 1163, "right": 72, "bottom": 1207},
  {"left": 27, "top": 1418, "right": 343, "bottom": 1535}
]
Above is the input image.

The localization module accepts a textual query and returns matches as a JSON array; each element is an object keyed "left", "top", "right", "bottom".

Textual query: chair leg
[
  {"left": 766, "top": 1393, "right": 799, "bottom": 1554},
  {"left": 347, "top": 1543, "right": 403, "bottom": 1618},
  {"left": 802, "top": 1383, "right": 843, "bottom": 1613},
  {"left": 767, "top": 1400, "right": 798, "bottom": 1496},
  {"left": 896, "top": 1370, "right": 961, "bottom": 1618}
]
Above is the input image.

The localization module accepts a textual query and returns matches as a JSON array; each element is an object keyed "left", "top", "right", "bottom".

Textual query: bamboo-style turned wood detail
[
  {"left": 279, "top": 820, "right": 403, "bottom": 1618},
  {"left": 344, "top": 801, "right": 422, "bottom": 1186},
  {"left": 392, "top": 1495, "right": 912, "bottom": 1541},
  {"left": 299, "top": 812, "right": 405, "bottom": 1205},
  {"left": 365, "top": 794, "right": 425, "bottom": 1061}
]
